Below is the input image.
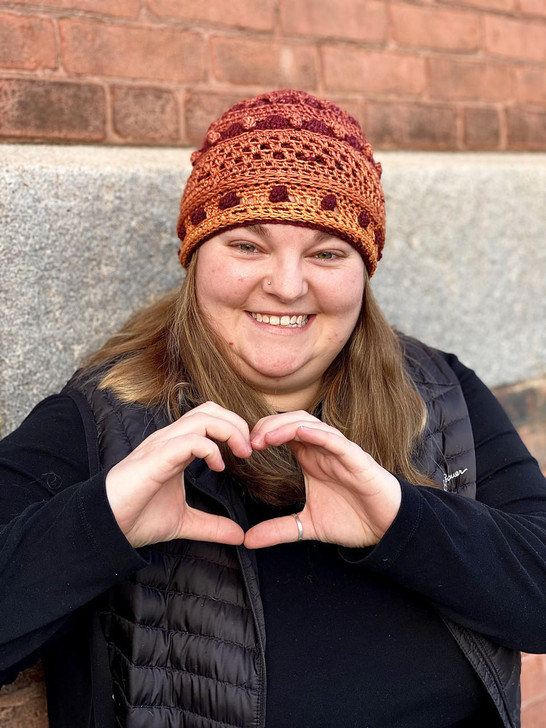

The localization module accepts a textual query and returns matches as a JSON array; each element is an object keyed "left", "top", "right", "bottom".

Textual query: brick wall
[{"left": 0, "top": 0, "right": 545, "bottom": 148}]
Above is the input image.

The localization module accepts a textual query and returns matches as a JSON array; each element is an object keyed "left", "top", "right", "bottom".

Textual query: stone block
[
  {"left": 372, "top": 152, "right": 546, "bottom": 391},
  {"left": 0, "top": 146, "right": 188, "bottom": 435},
  {"left": 1, "top": 147, "right": 545, "bottom": 436}
]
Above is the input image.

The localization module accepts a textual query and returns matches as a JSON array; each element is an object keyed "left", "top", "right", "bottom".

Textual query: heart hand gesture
[{"left": 244, "top": 412, "right": 401, "bottom": 550}]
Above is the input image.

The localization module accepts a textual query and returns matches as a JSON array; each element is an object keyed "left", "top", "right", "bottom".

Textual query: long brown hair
[{"left": 84, "top": 252, "right": 436, "bottom": 504}]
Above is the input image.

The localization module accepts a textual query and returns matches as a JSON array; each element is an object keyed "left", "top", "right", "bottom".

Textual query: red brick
[
  {"left": 0, "top": 696, "right": 48, "bottom": 728},
  {"left": 515, "top": 66, "right": 546, "bottom": 105},
  {"left": 0, "top": 13, "right": 56, "bottom": 71},
  {"left": 390, "top": 3, "right": 480, "bottom": 52},
  {"left": 5, "top": 0, "right": 140, "bottom": 17},
  {"left": 367, "top": 102, "right": 458, "bottom": 149},
  {"left": 322, "top": 46, "right": 426, "bottom": 95},
  {"left": 440, "top": 0, "right": 515, "bottom": 9},
  {"left": 112, "top": 86, "right": 178, "bottom": 142},
  {"left": 59, "top": 19, "right": 204, "bottom": 82},
  {"left": 0, "top": 79, "right": 105, "bottom": 141},
  {"left": 0, "top": 665, "right": 45, "bottom": 697},
  {"left": 280, "top": 0, "right": 387, "bottom": 43},
  {"left": 485, "top": 15, "right": 546, "bottom": 63},
  {"left": 518, "top": 423, "right": 546, "bottom": 474},
  {"left": 463, "top": 107, "right": 501, "bottom": 149},
  {"left": 322, "top": 95, "right": 364, "bottom": 128},
  {"left": 507, "top": 107, "right": 546, "bottom": 148},
  {"left": 493, "top": 378, "right": 546, "bottom": 428},
  {"left": 147, "top": 0, "right": 275, "bottom": 30},
  {"left": 184, "top": 90, "right": 248, "bottom": 144},
  {"left": 211, "top": 36, "right": 317, "bottom": 87},
  {"left": 519, "top": 0, "right": 546, "bottom": 17},
  {"left": 428, "top": 57, "right": 513, "bottom": 101},
  {"left": 0, "top": 666, "right": 48, "bottom": 728},
  {"left": 522, "top": 654, "right": 546, "bottom": 706}
]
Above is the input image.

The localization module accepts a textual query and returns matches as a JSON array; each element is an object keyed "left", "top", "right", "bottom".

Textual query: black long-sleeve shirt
[{"left": 1, "top": 353, "right": 545, "bottom": 727}]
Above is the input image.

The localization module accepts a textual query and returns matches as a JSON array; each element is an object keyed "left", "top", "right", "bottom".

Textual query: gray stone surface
[
  {"left": 373, "top": 153, "right": 546, "bottom": 389},
  {"left": 1, "top": 146, "right": 545, "bottom": 436},
  {"left": 0, "top": 146, "right": 189, "bottom": 436}
]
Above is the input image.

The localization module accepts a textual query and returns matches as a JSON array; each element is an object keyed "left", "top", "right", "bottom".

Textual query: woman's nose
[{"left": 263, "top": 260, "right": 308, "bottom": 301}]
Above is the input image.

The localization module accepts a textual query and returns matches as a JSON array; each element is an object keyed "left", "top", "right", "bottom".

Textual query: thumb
[
  {"left": 244, "top": 513, "right": 305, "bottom": 549},
  {"left": 182, "top": 507, "right": 245, "bottom": 545}
]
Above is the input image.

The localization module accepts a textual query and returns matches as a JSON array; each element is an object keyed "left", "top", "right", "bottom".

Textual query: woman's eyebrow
[
  {"left": 246, "top": 224, "right": 336, "bottom": 243},
  {"left": 245, "top": 224, "right": 270, "bottom": 239}
]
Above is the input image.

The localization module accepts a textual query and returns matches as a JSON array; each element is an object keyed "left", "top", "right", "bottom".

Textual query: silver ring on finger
[{"left": 291, "top": 512, "right": 303, "bottom": 542}]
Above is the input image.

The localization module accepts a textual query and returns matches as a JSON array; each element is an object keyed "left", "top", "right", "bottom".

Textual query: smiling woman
[
  {"left": 195, "top": 225, "right": 365, "bottom": 409},
  {"left": 1, "top": 90, "right": 545, "bottom": 728}
]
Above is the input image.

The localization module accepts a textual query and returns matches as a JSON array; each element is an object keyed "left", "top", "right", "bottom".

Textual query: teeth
[{"left": 250, "top": 313, "right": 309, "bottom": 328}]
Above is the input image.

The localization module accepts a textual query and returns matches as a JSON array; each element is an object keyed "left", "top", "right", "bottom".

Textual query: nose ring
[{"left": 266, "top": 280, "right": 271, "bottom": 285}]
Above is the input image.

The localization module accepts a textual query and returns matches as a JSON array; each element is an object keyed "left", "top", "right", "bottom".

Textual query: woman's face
[{"left": 195, "top": 224, "right": 365, "bottom": 410}]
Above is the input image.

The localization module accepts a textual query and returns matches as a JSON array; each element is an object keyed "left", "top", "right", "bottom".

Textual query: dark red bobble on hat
[
  {"left": 219, "top": 191, "right": 240, "bottom": 210},
  {"left": 269, "top": 185, "right": 289, "bottom": 202},
  {"left": 358, "top": 211, "right": 371, "bottom": 229},
  {"left": 320, "top": 194, "right": 337, "bottom": 211},
  {"left": 191, "top": 207, "right": 207, "bottom": 226}
]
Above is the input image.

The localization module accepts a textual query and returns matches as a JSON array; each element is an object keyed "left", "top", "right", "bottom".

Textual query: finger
[
  {"left": 126, "top": 434, "right": 227, "bottom": 487},
  {"left": 148, "top": 413, "right": 252, "bottom": 459},
  {"left": 186, "top": 402, "right": 251, "bottom": 441},
  {"left": 288, "top": 425, "right": 376, "bottom": 474},
  {"left": 259, "top": 422, "right": 345, "bottom": 451},
  {"left": 182, "top": 507, "right": 245, "bottom": 546},
  {"left": 250, "top": 412, "right": 322, "bottom": 448},
  {"left": 244, "top": 513, "right": 311, "bottom": 549}
]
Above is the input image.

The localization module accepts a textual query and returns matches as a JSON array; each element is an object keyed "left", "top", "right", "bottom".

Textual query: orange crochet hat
[{"left": 177, "top": 89, "right": 385, "bottom": 276}]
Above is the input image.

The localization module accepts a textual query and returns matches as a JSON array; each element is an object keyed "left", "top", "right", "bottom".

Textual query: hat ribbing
[{"left": 177, "top": 89, "right": 385, "bottom": 276}]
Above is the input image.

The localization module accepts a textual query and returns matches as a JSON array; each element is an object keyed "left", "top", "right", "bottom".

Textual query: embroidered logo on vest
[{"left": 443, "top": 468, "right": 468, "bottom": 491}]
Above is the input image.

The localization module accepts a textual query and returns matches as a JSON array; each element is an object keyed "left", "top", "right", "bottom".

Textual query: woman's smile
[
  {"left": 247, "top": 311, "right": 311, "bottom": 329},
  {"left": 195, "top": 224, "right": 365, "bottom": 409}
]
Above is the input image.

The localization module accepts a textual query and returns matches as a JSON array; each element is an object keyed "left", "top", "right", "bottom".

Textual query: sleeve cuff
[
  {"left": 77, "top": 472, "right": 149, "bottom": 576},
  {"left": 339, "top": 478, "right": 424, "bottom": 569}
]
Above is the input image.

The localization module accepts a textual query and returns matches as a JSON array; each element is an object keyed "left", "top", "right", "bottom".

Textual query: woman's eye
[
  {"left": 315, "top": 250, "right": 338, "bottom": 260},
  {"left": 234, "top": 242, "right": 258, "bottom": 253}
]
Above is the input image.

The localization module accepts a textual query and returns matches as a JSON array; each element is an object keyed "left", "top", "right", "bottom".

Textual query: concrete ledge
[{"left": 1, "top": 146, "right": 545, "bottom": 436}]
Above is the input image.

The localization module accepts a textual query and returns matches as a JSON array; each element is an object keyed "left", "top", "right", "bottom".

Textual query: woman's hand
[
  {"left": 105, "top": 402, "right": 251, "bottom": 548},
  {"left": 244, "top": 412, "right": 402, "bottom": 550}
]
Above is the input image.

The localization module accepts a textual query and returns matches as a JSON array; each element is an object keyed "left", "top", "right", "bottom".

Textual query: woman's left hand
[{"left": 244, "top": 412, "right": 402, "bottom": 550}]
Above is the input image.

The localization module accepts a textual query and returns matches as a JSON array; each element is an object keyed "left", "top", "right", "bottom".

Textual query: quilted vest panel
[{"left": 66, "top": 337, "right": 518, "bottom": 727}]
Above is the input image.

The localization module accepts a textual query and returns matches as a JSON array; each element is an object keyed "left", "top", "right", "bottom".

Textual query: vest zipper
[
  {"left": 236, "top": 544, "right": 268, "bottom": 728},
  {"left": 185, "top": 467, "right": 268, "bottom": 727}
]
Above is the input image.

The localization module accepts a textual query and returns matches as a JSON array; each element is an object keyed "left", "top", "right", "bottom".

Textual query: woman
[{"left": 1, "top": 89, "right": 545, "bottom": 728}]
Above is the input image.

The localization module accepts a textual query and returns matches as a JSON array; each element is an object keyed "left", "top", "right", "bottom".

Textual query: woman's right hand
[{"left": 105, "top": 402, "right": 251, "bottom": 548}]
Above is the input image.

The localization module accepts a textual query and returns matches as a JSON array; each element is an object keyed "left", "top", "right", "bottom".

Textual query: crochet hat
[{"left": 177, "top": 89, "right": 385, "bottom": 276}]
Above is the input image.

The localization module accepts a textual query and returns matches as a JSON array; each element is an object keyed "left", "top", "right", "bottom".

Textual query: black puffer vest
[{"left": 67, "top": 336, "right": 520, "bottom": 728}]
